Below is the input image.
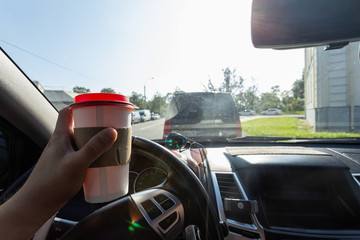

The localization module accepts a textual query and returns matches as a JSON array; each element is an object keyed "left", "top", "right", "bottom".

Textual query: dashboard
[
  {"left": 53, "top": 143, "right": 360, "bottom": 240},
  {"left": 114, "top": 142, "right": 360, "bottom": 239},
  {"left": 129, "top": 152, "right": 169, "bottom": 193},
  {"left": 206, "top": 145, "right": 360, "bottom": 240}
]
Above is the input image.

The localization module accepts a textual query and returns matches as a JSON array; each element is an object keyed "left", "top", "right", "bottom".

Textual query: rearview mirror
[{"left": 251, "top": 0, "right": 360, "bottom": 49}]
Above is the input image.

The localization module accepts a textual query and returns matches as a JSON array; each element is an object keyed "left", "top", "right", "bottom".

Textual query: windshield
[{"left": 1, "top": 1, "right": 359, "bottom": 142}]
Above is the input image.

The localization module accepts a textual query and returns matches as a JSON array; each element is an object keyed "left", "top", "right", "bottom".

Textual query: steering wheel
[{"left": 0, "top": 136, "right": 223, "bottom": 240}]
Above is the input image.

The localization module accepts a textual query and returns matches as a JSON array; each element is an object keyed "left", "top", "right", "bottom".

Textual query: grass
[
  {"left": 242, "top": 117, "right": 360, "bottom": 138},
  {"left": 282, "top": 110, "right": 304, "bottom": 115}
]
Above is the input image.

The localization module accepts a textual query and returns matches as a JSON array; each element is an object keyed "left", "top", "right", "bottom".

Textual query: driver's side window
[
  {"left": 0, "top": 130, "right": 9, "bottom": 194},
  {"left": 0, "top": 117, "right": 42, "bottom": 196}
]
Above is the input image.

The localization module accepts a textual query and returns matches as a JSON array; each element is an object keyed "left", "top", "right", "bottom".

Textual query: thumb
[{"left": 75, "top": 128, "right": 118, "bottom": 167}]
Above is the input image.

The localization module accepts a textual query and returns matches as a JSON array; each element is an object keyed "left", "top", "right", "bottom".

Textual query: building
[
  {"left": 33, "top": 81, "right": 78, "bottom": 110},
  {"left": 43, "top": 90, "right": 78, "bottom": 110},
  {"left": 304, "top": 42, "right": 360, "bottom": 132}
]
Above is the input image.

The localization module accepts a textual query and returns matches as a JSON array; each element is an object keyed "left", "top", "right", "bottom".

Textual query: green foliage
[
  {"left": 130, "top": 91, "right": 168, "bottom": 116},
  {"left": 271, "top": 85, "right": 280, "bottom": 95},
  {"left": 101, "top": 88, "right": 116, "bottom": 94},
  {"left": 173, "top": 87, "right": 185, "bottom": 94},
  {"left": 133, "top": 68, "right": 305, "bottom": 116},
  {"left": 219, "top": 68, "right": 244, "bottom": 95},
  {"left": 204, "top": 67, "right": 244, "bottom": 96},
  {"left": 206, "top": 77, "right": 216, "bottom": 92},
  {"left": 203, "top": 68, "right": 305, "bottom": 112},
  {"left": 279, "top": 75, "right": 305, "bottom": 111},
  {"left": 281, "top": 90, "right": 293, "bottom": 112},
  {"left": 243, "top": 84, "right": 259, "bottom": 111},
  {"left": 259, "top": 91, "right": 281, "bottom": 111},
  {"left": 292, "top": 78, "right": 304, "bottom": 99},
  {"left": 129, "top": 91, "right": 145, "bottom": 109},
  {"left": 73, "top": 86, "right": 90, "bottom": 93},
  {"left": 236, "top": 84, "right": 260, "bottom": 111},
  {"left": 146, "top": 92, "right": 168, "bottom": 117}
]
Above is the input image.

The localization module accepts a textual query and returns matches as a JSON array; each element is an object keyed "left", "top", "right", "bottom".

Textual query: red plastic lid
[{"left": 71, "top": 93, "right": 134, "bottom": 110}]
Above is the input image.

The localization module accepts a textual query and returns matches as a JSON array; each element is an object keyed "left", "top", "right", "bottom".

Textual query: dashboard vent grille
[
  {"left": 215, "top": 173, "right": 252, "bottom": 224},
  {"left": 216, "top": 173, "right": 242, "bottom": 200}
]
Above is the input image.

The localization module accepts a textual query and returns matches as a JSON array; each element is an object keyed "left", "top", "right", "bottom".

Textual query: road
[
  {"left": 132, "top": 119, "right": 165, "bottom": 140},
  {"left": 131, "top": 114, "right": 304, "bottom": 140}
]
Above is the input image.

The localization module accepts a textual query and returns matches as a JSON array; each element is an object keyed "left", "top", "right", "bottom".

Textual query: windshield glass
[{"left": 1, "top": 1, "right": 359, "bottom": 142}]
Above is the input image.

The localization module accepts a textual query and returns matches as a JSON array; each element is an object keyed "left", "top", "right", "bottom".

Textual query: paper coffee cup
[{"left": 70, "top": 93, "right": 134, "bottom": 203}]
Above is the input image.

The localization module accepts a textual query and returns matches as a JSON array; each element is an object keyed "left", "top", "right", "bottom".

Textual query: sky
[{"left": 0, "top": 0, "right": 304, "bottom": 99}]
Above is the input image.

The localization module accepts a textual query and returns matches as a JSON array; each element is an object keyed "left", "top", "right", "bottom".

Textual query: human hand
[
  {"left": 24, "top": 105, "right": 118, "bottom": 208},
  {"left": 0, "top": 106, "right": 117, "bottom": 240}
]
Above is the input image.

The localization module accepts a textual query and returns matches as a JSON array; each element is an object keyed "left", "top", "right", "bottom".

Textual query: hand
[{"left": 0, "top": 106, "right": 118, "bottom": 240}]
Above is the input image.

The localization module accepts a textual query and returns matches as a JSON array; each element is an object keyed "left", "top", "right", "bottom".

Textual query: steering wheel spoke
[
  {"left": 131, "top": 188, "right": 184, "bottom": 239},
  {"left": 59, "top": 194, "right": 158, "bottom": 240},
  {"left": 60, "top": 188, "right": 184, "bottom": 240}
]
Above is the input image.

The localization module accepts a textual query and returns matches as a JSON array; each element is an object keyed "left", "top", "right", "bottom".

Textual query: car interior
[{"left": 1, "top": 0, "right": 360, "bottom": 240}]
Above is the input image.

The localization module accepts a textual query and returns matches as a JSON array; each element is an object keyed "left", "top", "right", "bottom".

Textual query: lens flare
[
  {"left": 127, "top": 220, "right": 145, "bottom": 231},
  {"left": 131, "top": 222, "right": 143, "bottom": 229}
]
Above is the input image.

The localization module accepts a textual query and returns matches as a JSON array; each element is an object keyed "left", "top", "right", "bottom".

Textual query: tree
[
  {"left": 165, "top": 87, "right": 185, "bottom": 103},
  {"left": 271, "top": 85, "right": 280, "bottom": 96},
  {"left": 129, "top": 91, "right": 144, "bottom": 109},
  {"left": 259, "top": 86, "right": 281, "bottom": 111},
  {"left": 219, "top": 68, "right": 244, "bottom": 95},
  {"left": 292, "top": 78, "right": 304, "bottom": 99},
  {"left": 73, "top": 86, "right": 90, "bottom": 93},
  {"left": 243, "top": 84, "right": 259, "bottom": 111},
  {"left": 278, "top": 76, "right": 305, "bottom": 112},
  {"left": 204, "top": 68, "right": 245, "bottom": 111},
  {"left": 173, "top": 87, "right": 185, "bottom": 94},
  {"left": 281, "top": 90, "right": 293, "bottom": 112},
  {"left": 204, "top": 68, "right": 244, "bottom": 96},
  {"left": 204, "top": 77, "right": 216, "bottom": 92},
  {"left": 100, "top": 88, "right": 116, "bottom": 94},
  {"left": 289, "top": 76, "right": 305, "bottom": 111},
  {"left": 146, "top": 92, "right": 168, "bottom": 117}
]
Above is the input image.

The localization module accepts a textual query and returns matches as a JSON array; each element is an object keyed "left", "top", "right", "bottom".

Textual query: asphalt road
[
  {"left": 131, "top": 114, "right": 304, "bottom": 140},
  {"left": 132, "top": 118, "right": 165, "bottom": 140}
]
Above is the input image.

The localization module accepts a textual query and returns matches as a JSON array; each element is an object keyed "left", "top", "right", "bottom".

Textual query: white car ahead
[
  {"left": 260, "top": 108, "right": 282, "bottom": 115},
  {"left": 239, "top": 109, "right": 256, "bottom": 116}
]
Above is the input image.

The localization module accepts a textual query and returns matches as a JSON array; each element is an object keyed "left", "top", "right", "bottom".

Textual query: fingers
[
  {"left": 54, "top": 106, "right": 74, "bottom": 135},
  {"left": 74, "top": 128, "right": 118, "bottom": 167}
]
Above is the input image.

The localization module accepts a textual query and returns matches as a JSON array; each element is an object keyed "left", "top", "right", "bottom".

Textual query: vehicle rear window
[{"left": 166, "top": 93, "right": 237, "bottom": 124}]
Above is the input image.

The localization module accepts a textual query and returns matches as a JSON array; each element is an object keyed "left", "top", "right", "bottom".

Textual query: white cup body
[{"left": 72, "top": 104, "right": 132, "bottom": 203}]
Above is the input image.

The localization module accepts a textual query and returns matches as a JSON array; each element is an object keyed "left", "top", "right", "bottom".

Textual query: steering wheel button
[
  {"left": 141, "top": 200, "right": 154, "bottom": 211},
  {"left": 161, "top": 198, "right": 175, "bottom": 211},
  {"left": 141, "top": 200, "right": 162, "bottom": 220},
  {"left": 159, "top": 212, "right": 177, "bottom": 230},
  {"left": 148, "top": 207, "right": 162, "bottom": 220},
  {"left": 154, "top": 194, "right": 168, "bottom": 204}
]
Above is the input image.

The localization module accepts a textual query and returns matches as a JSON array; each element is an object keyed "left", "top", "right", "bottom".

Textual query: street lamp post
[
  {"left": 144, "top": 85, "right": 146, "bottom": 109},
  {"left": 144, "top": 77, "right": 153, "bottom": 109}
]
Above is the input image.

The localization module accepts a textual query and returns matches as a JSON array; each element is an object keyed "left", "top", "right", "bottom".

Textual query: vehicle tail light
[
  {"left": 163, "top": 119, "right": 172, "bottom": 138},
  {"left": 235, "top": 119, "right": 242, "bottom": 137}
]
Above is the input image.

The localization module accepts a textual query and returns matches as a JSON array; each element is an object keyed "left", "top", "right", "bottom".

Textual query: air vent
[
  {"left": 215, "top": 173, "right": 252, "bottom": 224},
  {"left": 216, "top": 173, "right": 242, "bottom": 199}
]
